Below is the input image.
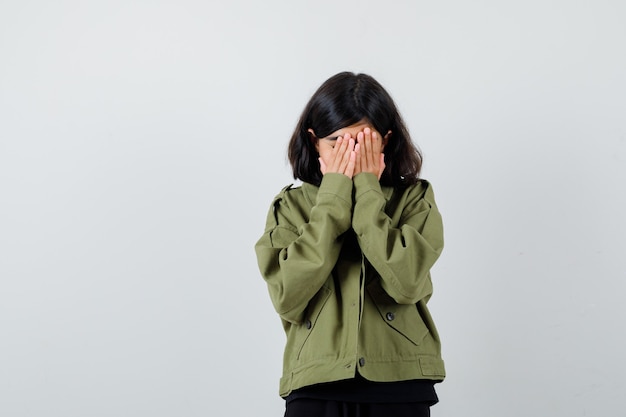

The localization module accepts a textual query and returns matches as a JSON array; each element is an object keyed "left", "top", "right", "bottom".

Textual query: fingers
[
  {"left": 367, "top": 128, "right": 376, "bottom": 168},
  {"left": 328, "top": 134, "right": 356, "bottom": 178},
  {"left": 337, "top": 137, "right": 355, "bottom": 174},
  {"left": 334, "top": 135, "right": 351, "bottom": 170},
  {"left": 356, "top": 127, "right": 382, "bottom": 177},
  {"left": 344, "top": 147, "right": 356, "bottom": 178},
  {"left": 321, "top": 127, "right": 385, "bottom": 180}
]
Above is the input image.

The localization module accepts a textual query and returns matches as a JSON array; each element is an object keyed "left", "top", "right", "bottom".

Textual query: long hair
[{"left": 287, "top": 72, "right": 422, "bottom": 187}]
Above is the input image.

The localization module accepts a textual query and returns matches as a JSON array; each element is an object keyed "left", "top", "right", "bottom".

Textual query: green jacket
[{"left": 255, "top": 172, "right": 446, "bottom": 397}]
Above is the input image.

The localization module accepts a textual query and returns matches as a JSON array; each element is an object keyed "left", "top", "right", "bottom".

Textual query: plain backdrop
[{"left": 1, "top": 1, "right": 625, "bottom": 416}]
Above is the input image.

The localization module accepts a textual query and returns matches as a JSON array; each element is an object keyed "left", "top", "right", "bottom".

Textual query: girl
[{"left": 255, "top": 72, "right": 445, "bottom": 417}]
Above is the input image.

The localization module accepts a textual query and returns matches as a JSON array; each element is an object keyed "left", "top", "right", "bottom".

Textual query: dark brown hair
[{"left": 287, "top": 71, "right": 422, "bottom": 187}]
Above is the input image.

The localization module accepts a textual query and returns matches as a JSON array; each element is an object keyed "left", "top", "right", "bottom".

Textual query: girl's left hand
[{"left": 355, "top": 128, "right": 385, "bottom": 180}]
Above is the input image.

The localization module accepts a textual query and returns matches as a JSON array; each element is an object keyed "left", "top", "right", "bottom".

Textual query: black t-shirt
[{"left": 285, "top": 373, "right": 439, "bottom": 405}]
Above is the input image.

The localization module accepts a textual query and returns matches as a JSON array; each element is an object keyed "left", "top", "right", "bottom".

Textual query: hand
[
  {"left": 318, "top": 134, "right": 357, "bottom": 178},
  {"left": 354, "top": 128, "right": 385, "bottom": 179}
]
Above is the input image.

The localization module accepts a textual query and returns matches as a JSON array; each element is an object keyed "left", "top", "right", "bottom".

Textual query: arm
[
  {"left": 254, "top": 174, "right": 353, "bottom": 324},
  {"left": 351, "top": 173, "right": 444, "bottom": 304}
]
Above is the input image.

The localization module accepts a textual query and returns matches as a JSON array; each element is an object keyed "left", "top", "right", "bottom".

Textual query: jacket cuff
[
  {"left": 353, "top": 172, "right": 382, "bottom": 199},
  {"left": 318, "top": 173, "right": 354, "bottom": 206}
]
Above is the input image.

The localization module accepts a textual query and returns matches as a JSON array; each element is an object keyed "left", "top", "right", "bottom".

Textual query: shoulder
[
  {"left": 398, "top": 178, "right": 435, "bottom": 198},
  {"left": 272, "top": 183, "right": 305, "bottom": 205},
  {"left": 264, "top": 183, "right": 314, "bottom": 230},
  {"left": 391, "top": 179, "right": 439, "bottom": 211},
  {"left": 268, "top": 183, "right": 311, "bottom": 215}
]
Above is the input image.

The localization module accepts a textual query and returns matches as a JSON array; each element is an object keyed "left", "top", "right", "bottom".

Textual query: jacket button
[
  {"left": 386, "top": 312, "right": 395, "bottom": 321},
  {"left": 358, "top": 357, "right": 365, "bottom": 367},
  {"left": 305, "top": 320, "right": 312, "bottom": 329}
]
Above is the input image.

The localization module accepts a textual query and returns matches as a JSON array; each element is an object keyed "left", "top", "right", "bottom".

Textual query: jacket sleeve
[
  {"left": 351, "top": 173, "right": 444, "bottom": 304},
  {"left": 254, "top": 174, "right": 353, "bottom": 324}
]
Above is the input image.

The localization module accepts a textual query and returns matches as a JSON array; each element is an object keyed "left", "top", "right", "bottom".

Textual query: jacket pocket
[
  {"left": 366, "top": 280, "right": 429, "bottom": 346},
  {"left": 296, "top": 284, "right": 332, "bottom": 360}
]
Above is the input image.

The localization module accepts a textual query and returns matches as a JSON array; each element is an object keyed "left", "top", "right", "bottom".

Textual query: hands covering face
[{"left": 318, "top": 128, "right": 386, "bottom": 180}]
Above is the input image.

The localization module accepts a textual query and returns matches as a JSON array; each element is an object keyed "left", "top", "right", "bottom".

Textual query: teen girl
[{"left": 255, "top": 72, "right": 446, "bottom": 417}]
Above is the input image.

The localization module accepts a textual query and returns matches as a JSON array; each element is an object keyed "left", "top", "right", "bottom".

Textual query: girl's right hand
[{"left": 319, "top": 134, "right": 357, "bottom": 178}]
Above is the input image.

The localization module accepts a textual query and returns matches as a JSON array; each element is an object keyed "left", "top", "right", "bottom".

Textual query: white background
[{"left": 1, "top": 1, "right": 625, "bottom": 416}]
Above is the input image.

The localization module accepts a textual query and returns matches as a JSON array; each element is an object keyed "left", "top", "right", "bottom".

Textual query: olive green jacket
[{"left": 255, "top": 172, "right": 445, "bottom": 397}]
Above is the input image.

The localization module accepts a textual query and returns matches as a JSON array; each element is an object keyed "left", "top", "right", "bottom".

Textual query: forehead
[{"left": 326, "top": 121, "right": 376, "bottom": 138}]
